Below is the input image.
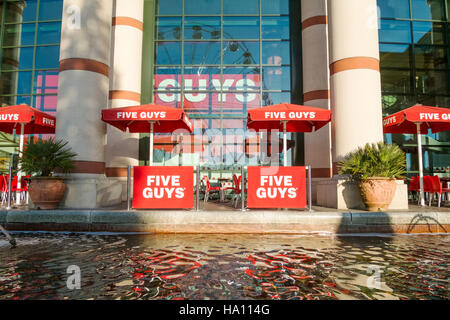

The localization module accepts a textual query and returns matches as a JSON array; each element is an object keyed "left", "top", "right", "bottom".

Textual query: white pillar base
[{"left": 315, "top": 177, "right": 408, "bottom": 210}]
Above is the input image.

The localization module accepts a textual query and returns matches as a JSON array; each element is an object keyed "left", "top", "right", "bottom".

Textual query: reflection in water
[{"left": 0, "top": 234, "right": 448, "bottom": 300}]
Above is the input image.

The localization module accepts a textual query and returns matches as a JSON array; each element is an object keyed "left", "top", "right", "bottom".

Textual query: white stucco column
[
  {"left": 105, "top": 0, "right": 144, "bottom": 199},
  {"left": 55, "top": 0, "right": 122, "bottom": 208},
  {"left": 301, "top": 0, "right": 332, "bottom": 180},
  {"left": 327, "top": 0, "right": 383, "bottom": 169}
]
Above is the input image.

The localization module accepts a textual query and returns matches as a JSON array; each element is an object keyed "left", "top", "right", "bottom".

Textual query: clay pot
[
  {"left": 357, "top": 178, "right": 397, "bottom": 211},
  {"left": 28, "top": 177, "right": 66, "bottom": 210}
]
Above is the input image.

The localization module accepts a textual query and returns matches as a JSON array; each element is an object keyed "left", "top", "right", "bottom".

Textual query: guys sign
[
  {"left": 247, "top": 167, "right": 307, "bottom": 209},
  {"left": 133, "top": 166, "right": 194, "bottom": 209}
]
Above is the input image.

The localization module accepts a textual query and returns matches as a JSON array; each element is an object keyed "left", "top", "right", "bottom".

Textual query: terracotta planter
[
  {"left": 357, "top": 178, "right": 397, "bottom": 212},
  {"left": 28, "top": 177, "right": 66, "bottom": 210}
]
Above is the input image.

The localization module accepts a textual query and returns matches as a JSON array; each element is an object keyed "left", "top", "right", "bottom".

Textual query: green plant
[
  {"left": 20, "top": 138, "right": 77, "bottom": 177},
  {"left": 338, "top": 142, "right": 406, "bottom": 180}
]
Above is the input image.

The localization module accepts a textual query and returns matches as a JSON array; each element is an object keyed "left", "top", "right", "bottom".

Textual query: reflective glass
[
  {"left": 35, "top": 46, "right": 60, "bottom": 69},
  {"left": 379, "top": 20, "right": 411, "bottom": 43},
  {"left": 223, "top": 0, "right": 259, "bottom": 14},
  {"left": 262, "top": 17, "right": 289, "bottom": 40},
  {"left": 223, "top": 67, "right": 261, "bottom": 90},
  {"left": 380, "top": 44, "right": 411, "bottom": 69},
  {"left": 184, "top": 17, "right": 220, "bottom": 40},
  {"left": 3, "top": 23, "right": 36, "bottom": 46},
  {"left": 262, "top": 67, "right": 291, "bottom": 91},
  {"left": 156, "top": 17, "right": 182, "bottom": 40},
  {"left": 381, "top": 69, "right": 412, "bottom": 93},
  {"left": 223, "top": 41, "right": 260, "bottom": 65},
  {"left": 34, "top": 70, "right": 59, "bottom": 94},
  {"left": 33, "top": 94, "right": 57, "bottom": 111},
  {"left": 185, "top": 0, "right": 220, "bottom": 15},
  {"left": 378, "top": 0, "right": 410, "bottom": 19},
  {"left": 223, "top": 17, "right": 259, "bottom": 39},
  {"left": 382, "top": 94, "right": 416, "bottom": 115},
  {"left": 39, "top": 0, "right": 63, "bottom": 20},
  {"left": 6, "top": 1, "right": 37, "bottom": 23},
  {"left": 155, "top": 42, "right": 182, "bottom": 65},
  {"left": 413, "top": 22, "right": 445, "bottom": 45},
  {"left": 415, "top": 70, "right": 449, "bottom": 94},
  {"left": 14, "top": 47, "right": 34, "bottom": 69},
  {"left": 262, "top": 41, "right": 290, "bottom": 65},
  {"left": 262, "top": 91, "right": 291, "bottom": 106},
  {"left": 414, "top": 45, "right": 448, "bottom": 69},
  {"left": 261, "top": 0, "right": 289, "bottom": 15},
  {"left": 184, "top": 42, "right": 221, "bottom": 65},
  {"left": 156, "top": 0, "right": 182, "bottom": 15},
  {"left": 154, "top": 67, "right": 182, "bottom": 90},
  {"left": 183, "top": 67, "right": 221, "bottom": 90},
  {"left": 412, "top": 0, "right": 445, "bottom": 20},
  {"left": 0, "top": 71, "right": 32, "bottom": 95},
  {"left": 37, "top": 22, "right": 62, "bottom": 44}
]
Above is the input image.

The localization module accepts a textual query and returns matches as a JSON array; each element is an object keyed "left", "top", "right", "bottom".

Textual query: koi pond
[{"left": 0, "top": 233, "right": 448, "bottom": 300}]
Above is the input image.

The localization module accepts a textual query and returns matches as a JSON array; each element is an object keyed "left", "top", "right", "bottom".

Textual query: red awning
[
  {"left": 101, "top": 104, "right": 194, "bottom": 133},
  {"left": 0, "top": 104, "right": 56, "bottom": 134},
  {"left": 247, "top": 103, "right": 331, "bottom": 132},
  {"left": 383, "top": 105, "right": 450, "bottom": 134}
]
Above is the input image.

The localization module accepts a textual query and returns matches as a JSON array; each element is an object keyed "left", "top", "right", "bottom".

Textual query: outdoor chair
[
  {"left": 231, "top": 175, "right": 247, "bottom": 208},
  {"left": 408, "top": 176, "right": 420, "bottom": 203},
  {"left": 427, "top": 175, "right": 450, "bottom": 207},
  {"left": 202, "top": 176, "right": 222, "bottom": 203}
]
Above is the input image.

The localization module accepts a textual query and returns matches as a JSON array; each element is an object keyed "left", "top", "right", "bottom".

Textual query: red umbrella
[
  {"left": 0, "top": 104, "right": 56, "bottom": 205},
  {"left": 247, "top": 103, "right": 331, "bottom": 166},
  {"left": 101, "top": 104, "right": 194, "bottom": 166},
  {"left": 383, "top": 104, "right": 450, "bottom": 206}
]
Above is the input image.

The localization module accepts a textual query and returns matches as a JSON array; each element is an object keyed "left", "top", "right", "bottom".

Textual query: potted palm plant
[
  {"left": 338, "top": 142, "right": 406, "bottom": 211},
  {"left": 20, "top": 138, "right": 77, "bottom": 209}
]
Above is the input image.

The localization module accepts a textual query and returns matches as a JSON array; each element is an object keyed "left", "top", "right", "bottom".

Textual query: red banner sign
[
  {"left": 247, "top": 166, "right": 307, "bottom": 209},
  {"left": 132, "top": 166, "right": 194, "bottom": 209}
]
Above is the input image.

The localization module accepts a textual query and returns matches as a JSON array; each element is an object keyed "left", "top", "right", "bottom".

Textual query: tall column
[
  {"left": 327, "top": 0, "right": 383, "bottom": 170},
  {"left": 301, "top": 0, "right": 332, "bottom": 180},
  {"left": 105, "top": 0, "right": 144, "bottom": 199},
  {"left": 56, "top": 0, "right": 121, "bottom": 208}
]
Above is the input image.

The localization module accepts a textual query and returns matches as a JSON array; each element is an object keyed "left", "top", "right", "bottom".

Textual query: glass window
[
  {"left": 413, "top": 21, "right": 445, "bottom": 45},
  {"left": 1, "top": 71, "right": 32, "bottom": 95},
  {"left": 16, "top": 47, "right": 34, "bottom": 69},
  {"left": 262, "top": 67, "right": 291, "bottom": 91},
  {"left": 381, "top": 69, "right": 412, "bottom": 93},
  {"left": 223, "top": 67, "right": 261, "bottom": 90},
  {"left": 154, "top": 67, "right": 182, "bottom": 91},
  {"left": 414, "top": 45, "right": 448, "bottom": 69},
  {"left": 39, "top": 0, "right": 63, "bottom": 20},
  {"left": 37, "top": 22, "right": 62, "bottom": 44},
  {"left": 262, "top": 91, "right": 290, "bottom": 106},
  {"left": 184, "top": 41, "right": 221, "bottom": 65},
  {"left": 155, "top": 42, "right": 182, "bottom": 65},
  {"left": 411, "top": 0, "right": 445, "bottom": 21},
  {"left": 223, "top": 0, "right": 259, "bottom": 15},
  {"left": 261, "top": 0, "right": 289, "bottom": 15},
  {"left": 183, "top": 67, "right": 221, "bottom": 90},
  {"left": 262, "top": 41, "right": 290, "bottom": 65},
  {"left": 33, "top": 94, "right": 57, "bottom": 111},
  {"left": 6, "top": 1, "right": 37, "bottom": 23},
  {"left": 34, "top": 70, "right": 59, "bottom": 94},
  {"left": 184, "top": 17, "right": 220, "bottom": 40},
  {"left": 223, "top": 41, "right": 260, "bottom": 65},
  {"left": 380, "top": 44, "right": 411, "bottom": 68},
  {"left": 262, "top": 17, "right": 289, "bottom": 40},
  {"left": 378, "top": 0, "right": 410, "bottom": 19},
  {"left": 3, "top": 23, "right": 36, "bottom": 46},
  {"left": 415, "top": 70, "right": 449, "bottom": 94},
  {"left": 35, "top": 46, "right": 60, "bottom": 69},
  {"left": 185, "top": 0, "right": 220, "bottom": 15},
  {"left": 379, "top": 20, "right": 411, "bottom": 43},
  {"left": 223, "top": 17, "right": 259, "bottom": 39},
  {"left": 156, "top": 0, "right": 182, "bottom": 15},
  {"left": 156, "top": 17, "right": 182, "bottom": 40}
]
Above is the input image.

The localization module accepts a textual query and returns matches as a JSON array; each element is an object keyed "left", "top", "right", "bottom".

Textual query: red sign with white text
[
  {"left": 247, "top": 166, "right": 307, "bottom": 209},
  {"left": 132, "top": 166, "right": 194, "bottom": 209}
]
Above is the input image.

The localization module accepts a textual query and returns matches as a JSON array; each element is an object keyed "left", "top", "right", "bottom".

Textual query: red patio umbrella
[
  {"left": 101, "top": 104, "right": 194, "bottom": 166},
  {"left": 383, "top": 104, "right": 450, "bottom": 206},
  {"left": 0, "top": 104, "right": 56, "bottom": 205},
  {"left": 247, "top": 103, "right": 331, "bottom": 166}
]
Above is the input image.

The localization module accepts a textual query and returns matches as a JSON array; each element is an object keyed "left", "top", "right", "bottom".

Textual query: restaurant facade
[{"left": 0, "top": 0, "right": 449, "bottom": 208}]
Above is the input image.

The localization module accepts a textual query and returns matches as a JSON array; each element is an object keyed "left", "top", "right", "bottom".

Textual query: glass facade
[
  {"left": 0, "top": 0, "right": 62, "bottom": 171},
  {"left": 146, "top": 0, "right": 292, "bottom": 169},
  {"left": 378, "top": 0, "right": 450, "bottom": 177}
]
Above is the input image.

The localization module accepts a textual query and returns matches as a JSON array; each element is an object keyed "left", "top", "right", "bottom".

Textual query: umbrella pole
[
  {"left": 283, "top": 121, "right": 287, "bottom": 167},
  {"left": 149, "top": 122, "right": 154, "bottom": 166},
  {"left": 416, "top": 123, "right": 425, "bottom": 206},
  {"left": 16, "top": 123, "right": 24, "bottom": 206}
]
